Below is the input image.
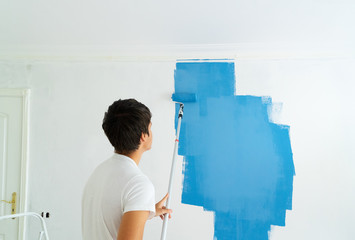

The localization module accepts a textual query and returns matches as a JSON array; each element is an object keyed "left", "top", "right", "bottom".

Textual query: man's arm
[{"left": 117, "top": 211, "right": 150, "bottom": 240}]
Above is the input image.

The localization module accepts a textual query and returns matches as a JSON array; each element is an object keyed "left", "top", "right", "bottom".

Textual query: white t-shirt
[{"left": 82, "top": 153, "right": 156, "bottom": 240}]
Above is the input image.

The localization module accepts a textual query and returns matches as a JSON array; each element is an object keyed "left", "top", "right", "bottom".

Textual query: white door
[{"left": 0, "top": 89, "right": 29, "bottom": 240}]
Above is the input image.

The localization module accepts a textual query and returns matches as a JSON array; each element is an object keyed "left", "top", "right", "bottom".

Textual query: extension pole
[{"left": 160, "top": 104, "right": 184, "bottom": 240}]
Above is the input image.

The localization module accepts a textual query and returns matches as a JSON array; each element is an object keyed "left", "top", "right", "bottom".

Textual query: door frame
[{"left": 0, "top": 88, "right": 30, "bottom": 240}]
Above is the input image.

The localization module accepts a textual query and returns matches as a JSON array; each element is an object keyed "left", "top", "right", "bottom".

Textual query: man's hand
[{"left": 155, "top": 193, "right": 173, "bottom": 220}]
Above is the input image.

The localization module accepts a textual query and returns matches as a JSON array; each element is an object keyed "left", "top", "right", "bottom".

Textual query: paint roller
[{"left": 160, "top": 93, "right": 197, "bottom": 240}]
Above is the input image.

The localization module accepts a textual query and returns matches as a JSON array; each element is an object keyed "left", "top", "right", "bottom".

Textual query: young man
[{"left": 82, "top": 99, "right": 172, "bottom": 240}]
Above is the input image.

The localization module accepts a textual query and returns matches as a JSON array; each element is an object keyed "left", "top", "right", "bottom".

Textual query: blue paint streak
[{"left": 174, "top": 62, "right": 295, "bottom": 240}]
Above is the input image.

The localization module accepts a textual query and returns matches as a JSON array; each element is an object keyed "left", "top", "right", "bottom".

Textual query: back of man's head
[{"left": 102, "top": 99, "right": 151, "bottom": 155}]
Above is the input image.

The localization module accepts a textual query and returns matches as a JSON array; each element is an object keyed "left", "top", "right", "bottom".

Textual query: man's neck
[{"left": 117, "top": 150, "right": 143, "bottom": 166}]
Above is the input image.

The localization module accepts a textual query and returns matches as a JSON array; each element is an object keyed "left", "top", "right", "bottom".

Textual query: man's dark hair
[{"left": 102, "top": 99, "right": 152, "bottom": 155}]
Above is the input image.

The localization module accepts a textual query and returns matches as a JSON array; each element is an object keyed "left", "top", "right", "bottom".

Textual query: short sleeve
[{"left": 122, "top": 175, "right": 156, "bottom": 219}]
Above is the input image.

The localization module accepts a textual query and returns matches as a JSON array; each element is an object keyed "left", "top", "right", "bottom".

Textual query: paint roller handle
[{"left": 160, "top": 104, "right": 183, "bottom": 240}]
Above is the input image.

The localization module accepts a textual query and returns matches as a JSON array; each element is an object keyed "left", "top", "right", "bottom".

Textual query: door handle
[{"left": 1, "top": 192, "right": 16, "bottom": 214}]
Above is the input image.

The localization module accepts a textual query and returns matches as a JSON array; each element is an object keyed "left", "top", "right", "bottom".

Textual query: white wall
[
  {"left": 1, "top": 57, "right": 354, "bottom": 240},
  {"left": 1, "top": 0, "right": 355, "bottom": 239},
  {"left": 0, "top": 60, "right": 217, "bottom": 239}
]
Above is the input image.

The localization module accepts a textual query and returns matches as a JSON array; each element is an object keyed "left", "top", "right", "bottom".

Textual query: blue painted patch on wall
[{"left": 174, "top": 61, "right": 295, "bottom": 240}]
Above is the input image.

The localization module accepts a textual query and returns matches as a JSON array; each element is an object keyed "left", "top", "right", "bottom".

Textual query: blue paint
[{"left": 174, "top": 62, "right": 295, "bottom": 240}]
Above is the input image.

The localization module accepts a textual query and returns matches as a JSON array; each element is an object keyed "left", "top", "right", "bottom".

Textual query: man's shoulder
[
  {"left": 128, "top": 173, "right": 152, "bottom": 185},
  {"left": 123, "top": 172, "right": 155, "bottom": 196}
]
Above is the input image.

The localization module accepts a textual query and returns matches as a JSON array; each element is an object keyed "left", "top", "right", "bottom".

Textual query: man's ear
[{"left": 140, "top": 132, "right": 147, "bottom": 143}]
